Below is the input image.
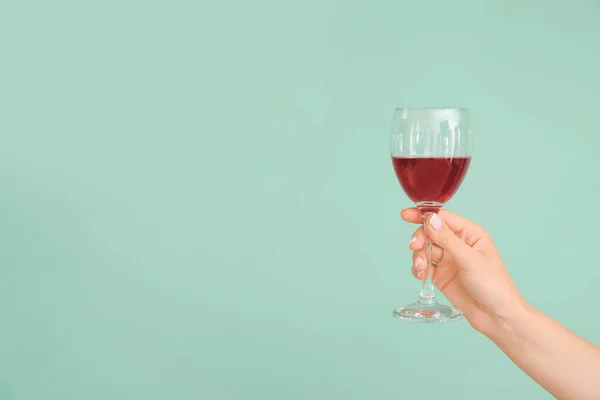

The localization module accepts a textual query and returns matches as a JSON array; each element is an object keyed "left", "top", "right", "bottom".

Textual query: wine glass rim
[{"left": 394, "top": 106, "right": 469, "bottom": 111}]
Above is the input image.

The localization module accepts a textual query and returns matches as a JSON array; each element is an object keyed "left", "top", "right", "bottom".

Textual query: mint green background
[{"left": 1, "top": 1, "right": 599, "bottom": 399}]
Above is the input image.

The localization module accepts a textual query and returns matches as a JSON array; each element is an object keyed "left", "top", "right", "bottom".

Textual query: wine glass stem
[{"left": 419, "top": 212, "right": 437, "bottom": 305}]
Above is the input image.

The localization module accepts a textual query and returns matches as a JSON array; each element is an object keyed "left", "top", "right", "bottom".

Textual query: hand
[{"left": 402, "top": 208, "right": 526, "bottom": 334}]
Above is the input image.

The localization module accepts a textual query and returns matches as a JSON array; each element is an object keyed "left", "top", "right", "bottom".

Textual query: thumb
[{"left": 425, "top": 213, "right": 477, "bottom": 268}]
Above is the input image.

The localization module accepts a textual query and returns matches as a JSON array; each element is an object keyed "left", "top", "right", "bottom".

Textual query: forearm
[{"left": 485, "top": 304, "right": 600, "bottom": 399}]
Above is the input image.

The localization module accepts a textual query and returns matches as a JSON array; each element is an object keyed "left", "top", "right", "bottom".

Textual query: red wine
[{"left": 392, "top": 156, "right": 471, "bottom": 204}]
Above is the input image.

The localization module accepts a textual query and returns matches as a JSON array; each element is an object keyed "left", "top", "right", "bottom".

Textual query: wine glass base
[{"left": 393, "top": 302, "right": 463, "bottom": 323}]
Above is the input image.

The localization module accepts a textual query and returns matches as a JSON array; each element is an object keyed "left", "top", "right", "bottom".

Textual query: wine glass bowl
[{"left": 389, "top": 107, "right": 473, "bottom": 323}]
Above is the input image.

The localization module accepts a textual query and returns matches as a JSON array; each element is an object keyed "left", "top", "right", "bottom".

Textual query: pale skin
[{"left": 402, "top": 208, "right": 600, "bottom": 400}]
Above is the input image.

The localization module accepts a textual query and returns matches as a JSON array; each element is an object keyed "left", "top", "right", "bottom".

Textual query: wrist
[{"left": 482, "top": 300, "right": 535, "bottom": 342}]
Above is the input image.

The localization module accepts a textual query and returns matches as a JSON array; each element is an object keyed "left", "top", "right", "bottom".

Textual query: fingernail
[
  {"left": 417, "top": 271, "right": 424, "bottom": 279},
  {"left": 430, "top": 214, "right": 442, "bottom": 231},
  {"left": 409, "top": 237, "right": 417, "bottom": 246},
  {"left": 414, "top": 257, "right": 423, "bottom": 267}
]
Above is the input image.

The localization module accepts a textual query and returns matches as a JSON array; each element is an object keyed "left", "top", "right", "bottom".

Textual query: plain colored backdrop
[{"left": 1, "top": 0, "right": 599, "bottom": 399}]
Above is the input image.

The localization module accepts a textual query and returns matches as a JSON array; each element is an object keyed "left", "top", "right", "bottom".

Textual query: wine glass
[{"left": 389, "top": 107, "right": 473, "bottom": 323}]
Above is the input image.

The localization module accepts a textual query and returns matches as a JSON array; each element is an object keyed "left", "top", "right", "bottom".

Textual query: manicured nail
[
  {"left": 417, "top": 271, "right": 424, "bottom": 279},
  {"left": 414, "top": 257, "right": 423, "bottom": 267},
  {"left": 430, "top": 214, "right": 442, "bottom": 231},
  {"left": 409, "top": 237, "right": 417, "bottom": 246}
]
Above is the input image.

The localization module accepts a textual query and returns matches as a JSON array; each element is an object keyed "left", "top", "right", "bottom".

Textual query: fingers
[
  {"left": 410, "top": 245, "right": 444, "bottom": 281},
  {"left": 401, "top": 207, "right": 486, "bottom": 237},
  {"left": 424, "top": 213, "right": 477, "bottom": 268},
  {"left": 411, "top": 256, "right": 426, "bottom": 280},
  {"left": 408, "top": 226, "right": 425, "bottom": 250},
  {"left": 408, "top": 224, "right": 444, "bottom": 257},
  {"left": 400, "top": 208, "right": 423, "bottom": 224},
  {"left": 408, "top": 228, "right": 443, "bottom": 260},
  {"left": 439, "top": 209, "right": 483, "bottom": 236}
]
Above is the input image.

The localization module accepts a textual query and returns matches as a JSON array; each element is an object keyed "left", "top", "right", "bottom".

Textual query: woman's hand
[
  {"left": 404, "top": 208, "right": 600, "bottom": 399},
  {"left": 402, "top": 208, "right": 526, "bottom": 334}
]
